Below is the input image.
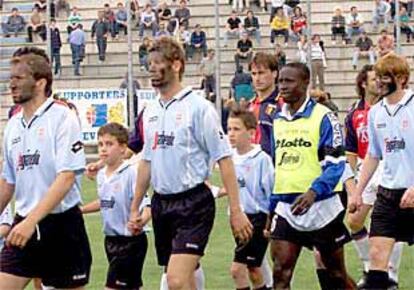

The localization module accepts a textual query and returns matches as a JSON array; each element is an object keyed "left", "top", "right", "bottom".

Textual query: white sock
[
  {"left": 194, "top": 265, "right": 205, "bottom": 290},
  {"left": 352, "top": 229, "right": 370, "bottom": 272},
  {"left": 160, "top": 272, "right": 168, "bottom": 290},
  {"left": 261, "top": 256, "right": 273, "bottom": 288},
  {"left": 388, "top": 242, "right": 403, "bottom": 283}
]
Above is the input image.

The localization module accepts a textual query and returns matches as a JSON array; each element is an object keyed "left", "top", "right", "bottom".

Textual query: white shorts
[{"left": 356, "top": 160, "right": 384, "bottom": 206}]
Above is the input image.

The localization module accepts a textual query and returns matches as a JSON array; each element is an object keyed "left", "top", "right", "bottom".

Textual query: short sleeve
[
  {"left": 55, "top": 110, "right": 85, "bottom": 173},
  {"left": 367, "top": 109, "right": 382, "bottom": 159},
  {"left": 1, "top": 125, "right": 16, "bottom": 185},
  {"left": 344, "top": 110, "right": 358, "bottom": 154},
  {"left": 196, "top": 103, "right": 232, "bottom": 162}
]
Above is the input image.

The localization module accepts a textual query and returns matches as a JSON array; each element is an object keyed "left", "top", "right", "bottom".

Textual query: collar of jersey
[
  {"left": 380, "top": 89, "right": 414, "bottom": 116},
  {"left": 251, "top": 88, "right": 279, "bottom": 105},
  {"left": 158, "top": 86, "right": 192, "bottom": 108},
  {"left": 102, "top": 161, "right": 130, "bottom": 180},
  {"left": 232, "top": 145, "right": 262, "bottom": 164},
  {"left": 277, "top": 95, "right": 314, "bottom": 121},
  {"left": 20, "top": 98, "right": 54, "bottom": 128}
]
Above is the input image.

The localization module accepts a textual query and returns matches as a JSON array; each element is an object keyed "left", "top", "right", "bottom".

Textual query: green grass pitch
[{"left": 75, "top": 175, "right": 414, "bottom": 290}]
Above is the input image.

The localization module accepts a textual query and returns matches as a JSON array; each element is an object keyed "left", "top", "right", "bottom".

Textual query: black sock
[
  {"left": 351, "top": 226, "right": 368, "bottom": 240},
  {"left": 236, "top": 287, "right": 250, "bottom": 290},
  {"left": 254, "top": 285, "right": 268, "bottom": 290},
  {"left": 316, "top": 269, "right": 331, "bottom": 290},
  {"left": 364, "top": 270, "right": 389, "bottom": 290}
]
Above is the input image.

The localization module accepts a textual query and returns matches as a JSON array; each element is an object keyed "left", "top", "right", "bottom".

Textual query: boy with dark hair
[
  {"left": 82, "top": 123, "right": 151, "bottom": 290},
  {"left": 226, "top": 108, "right": 274, "bottom": 290}
]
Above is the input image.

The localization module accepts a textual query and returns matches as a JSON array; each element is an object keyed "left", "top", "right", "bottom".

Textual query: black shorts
[
  {"left": 105, "top": 234, "right": 148, "bottom": 289},
  {"left": 234, "top": 212, "right": 268, "bottom": 268},
  {"left": 152, "top": 183, "right": 215, "bottom": 266},
  {"left": 271, "top": 213, "right": 351, "bottom": 253},
  {"left": 0, "top": 206, "right": 92, "bottom": 288},
  {"left": 370, "top": 186, "right": 414, "bottom": 244}
]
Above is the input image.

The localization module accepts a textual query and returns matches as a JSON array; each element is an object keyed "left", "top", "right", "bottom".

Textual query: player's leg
[
  {"left": 0, "top": 273, "right": 31, "bottom": 290},
  {"left": 167, "top": 254, "right": 200, "bottom": 290},
  {"left": 347, "top": 204, "right": 372, "bottom": 276},
  {"left": 260, "top": 256, "right": 273, "bottom": 289},
  {"left": 230, "top": 262, "right": 250, "bottom": 289},
  {"left": 247, "top": 266, "right": 267, "bottom": 289},
  {"left": 388, "top": 242, "right": 403, "bottom": 286},
  {"left": 320, "top": 246, "right": 356, "bottom": 290},
  {"left": 270, "top": 240, "right": 301, "bottom": 289},
  {"left": 364, "top": 237, "right": 395, "bottom": 288}
]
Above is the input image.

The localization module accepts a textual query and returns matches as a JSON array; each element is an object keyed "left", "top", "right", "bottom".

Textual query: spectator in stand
[
  {"left": 346, "top": 6, "right": 364, "bottom": 42},
  {"left": 274, "top": 43, "right": 286, "bottom": 70},
  {"left": 103, "top": 3, "right": 116, "bottom": 39},
  {"left": 234, "top": 31, "right": 253, "bottom": 69},
  {"left": 139, "top": 4, "right": 158, "bottom": 39},
  {"left": 1, "top": 7, "right": 26, "bottom": 37},
  {"left": 158, "top": 1, "right": 174, "bottom": 33},
  {"left": 50, "top": 19, "right": 62, "bottom": 76},
  {"left": 174, "top": 0, "right": 191, "bottom": 30},
  {"left": 269, "top": 0, "right": 285, "bottom": 22},
  {"left": 400, "top": 0, "right": 414, "bottom": 17},
  {"left": 139, "top": 36, "right": 151, "bottom": 71},
  {"left": 377, "top": 28, "right": 394, "bottom": 57},
  {"left": 91, "top": 11, "right": 110, "bottom": 63},
  {"left": 310, "top": 34, "right": 327, "bottom": 90},
  {"left": 33, "top": 0, "right": 47, "bottom": 13},
  {"left": 199, "top": 49, "right": 216, "bottom": 101},
  {"left": 120, "top": 73, "right": 141, "bottom": 118},
  {"left": 397, "top": 5, "right": 413, "bottom": 42},
  {"left": 372, "top": 0, "right": 391, "bottom": 31},
  {"left": 67, "top": 6, "right": 82, "bottom": 37},
  {"left": 177, "top": 24, "right": 191, "bottom": 59},
  {"left": 188, "top": 24, "right": 207, "bottom": 60},
  {"left": 55, "top": 0, "right": 70, "bottom": 18},
  {"left": 224, "top": 10, "right": 242, "bottom": 47},
  {"left": 130, "top": 0, "right": 141, "bottom": 23},
  {"left": 352, "top": 31, "right": 376, "bottom": 70},
  {"left": 297, "top": 34, "right": 307, "bottom": 63},
  {"left": 231, "top": 65, "right": 254, "bottom": 102},
  {"left": 232, "top": 0, "right": 249, "bottom": 13},
  {"left": 27, "top": 6, "right": 46, "bottom": 42},
  {"left": 155, "top": 21, "right": 171, "bottom": 38},
  {"left": 290, "top": 6, "right": 307, "bottom": 41},
  {"left": 270, "top": 7, "right": 290, "bottom": 47},
  {"left": 331, "top": 7, "right": 346, "bottom": 44},
  {"left": 115, "top": 2, "right": 128, "bottom": 38},
  {"left": 69, "top": 23, "right": 85, "bottom": 76},
  {"left": 244, "top": 10, "right": 261, "bottom": 45}
]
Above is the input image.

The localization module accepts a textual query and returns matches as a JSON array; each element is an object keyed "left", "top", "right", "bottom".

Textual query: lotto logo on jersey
[
  {"left": 152, "top": 131, "right": 175, "bottom": 150},
  {"left": 17, "top": 150, "right": 41, "bottom": 171}
]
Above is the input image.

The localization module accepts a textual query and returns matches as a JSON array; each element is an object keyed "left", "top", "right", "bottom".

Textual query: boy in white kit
[
  {"left": 82, "top": 123, "right": 151, "bottom": 290},
  {"left": 226, "top": 107, "right": 274, "bottom": 290}
]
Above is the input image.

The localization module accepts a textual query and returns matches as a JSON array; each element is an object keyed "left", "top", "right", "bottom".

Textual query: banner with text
[{"left": 55, "top": 88, "right": 128, "bottom": 144}]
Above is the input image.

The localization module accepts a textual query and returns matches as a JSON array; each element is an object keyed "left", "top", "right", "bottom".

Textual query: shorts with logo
[
  {"left": 234, "top": 212, "right": 268, "bottom": 268},
  {"left": 0, "top": 206, "right": 92, "bottom": 288},
  {"left": 370, "top": 186, "right": 414, "bottom": 244},
  {"left": 152, "top": 183, "right": 215, "bottom": 266},
  {"left": 105, "top": 234, "right": 148, "bottom": 289},
  {"left": 271, "top": 212, "right": 351, "bottom": 253}
]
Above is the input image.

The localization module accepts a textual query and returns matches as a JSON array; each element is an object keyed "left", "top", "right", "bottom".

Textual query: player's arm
[
  {"left": 81, "top": 199, "right": 100, "bottom": 214},
  {"left": 0, "top": 179, "right": 14, "bottom": 216},
  {"left": 129, "top": 159, "right": 151, "bottom": 233},
  {"left": 0, "top": 224, "right": 11, "bottom": 239},
  {"left": 292, "top": 113, "right": 346, "bottom": 215}
]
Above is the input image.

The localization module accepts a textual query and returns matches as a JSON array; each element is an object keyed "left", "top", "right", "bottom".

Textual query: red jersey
[{"left": 344, "top": 99, "right": 370, "bottom": 159}]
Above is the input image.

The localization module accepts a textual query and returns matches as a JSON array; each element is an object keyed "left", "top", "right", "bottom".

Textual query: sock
[
  {"left": 160, "top": 273, "right": 168, "bottom": 290},
  {"left": 351, "top": 227, "right": 370, "bottom": 272},
  {"left": 254, "top": 286, "right": 268, "bottom": 290},
  {"left": 236, "top": 288, "right": 250, "bottom": 290},
  {"left": 260, "top": 257, "right": 273, "bottom": 288},
  {"left": 195, "top": 265, "right": 205, "bottom": 290},
  {"left": 388, "top": 242, "right": 403, "bottom": 283},
  {"left": 365, "top": 270, "right": 388, "bottom": 289},
  {"left": 316, "top": 269, "right": 331, "bottom": 290}
]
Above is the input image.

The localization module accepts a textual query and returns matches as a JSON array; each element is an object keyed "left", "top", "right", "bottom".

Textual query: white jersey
[
  {"left": 0, "top": 204, "right": 13, "bottom": 250},
  {"left": 97, "top": 161, "right": 150, "bottom": 236},
  {"left": 2, "top": 98, "right": 85, "bottom": 216}
]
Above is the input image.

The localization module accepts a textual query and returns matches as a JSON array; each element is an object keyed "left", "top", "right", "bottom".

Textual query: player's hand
[
  {"left": 348, "top": 192, "right": 363, "bottom": 213},
  {"left": 400, "top": 187, "right": 414, "bottom": 208},
  {"left": 85, "top": 162, "right": 100, "bottom": 180},
  {"left": 291, "top": 189, "right": 316, "bottom": 215},
  {"left": 230, "top": 209, "right": 253, "bottom": 243},
  {"left": 263, "top": 213, "right": 273, "bottom": 239},
  {"left": 128, "top": 209, "right": 144, "bottom": 235},
  {"left": 6, "top": 219, "right": 36, "bottom": 248}
]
